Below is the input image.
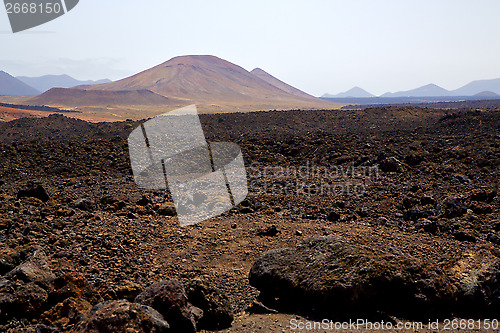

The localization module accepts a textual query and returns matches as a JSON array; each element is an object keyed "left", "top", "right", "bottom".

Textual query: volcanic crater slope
[{"left": 27, "top": 55, "right": 339, "bottom": 113}]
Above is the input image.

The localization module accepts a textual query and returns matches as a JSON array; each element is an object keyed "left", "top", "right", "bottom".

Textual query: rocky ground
[{"left": 0, "top": 106, "right": 499, "bottom": 332}]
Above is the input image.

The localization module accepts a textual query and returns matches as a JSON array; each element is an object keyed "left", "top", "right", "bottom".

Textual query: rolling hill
[{"left": 0, "top": 71, "right": 40, "bottom": 96}]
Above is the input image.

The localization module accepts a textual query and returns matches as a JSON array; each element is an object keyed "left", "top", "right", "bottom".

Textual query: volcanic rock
[
  {"left": 379, "top": 157, "right": 403, "bottom": 173},
  {"left": 5, "top": 249, "right": 56, "bottom": 288},
  {"left": 0, "top": 279, "right": 48, "bottom": 320},
  {"left": 439, "top": 197, "right": 467, "bottom": 218},
  {"left": 134, "top": 279, "right": 196, "bottom": 333},
  {"left": 249, "top": 235, "right": 454, "bottom": 318},
  {"left": 185, "top": 278, "right": 233, "bottom": 330},
  {"left": 78, "top": 299, "right": 170, "bottom": 333},
  {"left": 16, "top": 183, "right": 50, "bottom": 202}
]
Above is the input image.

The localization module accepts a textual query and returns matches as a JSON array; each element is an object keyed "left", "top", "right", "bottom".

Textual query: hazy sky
[{"left": 1, "top": 0, "right": 500, "bottom": 96}]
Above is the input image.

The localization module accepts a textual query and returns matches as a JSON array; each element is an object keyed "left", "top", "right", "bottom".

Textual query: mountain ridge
[
  {"left": 0, "top": 71, "right": 40, "bottom": 96},
  {"left": 323, "top": 87, "right": 375, "bottom": 98},
  {"left": 325, "top": 79, "right": 500, "bottom": 98},
  {"left": 17, "top": 74, "right": 111, "bottom": 93},
  {"left": 250, "top": 68, "right": 315, "bottom": 99}
]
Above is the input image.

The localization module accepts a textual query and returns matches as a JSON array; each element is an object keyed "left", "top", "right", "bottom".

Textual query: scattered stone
[
  {"left": 468, "top": 201, "right": 493, "bottom": 215},
  {"left": 137, "top": 195, "right": 152, "bottom": 206},
  {"left": 135, "top": 279, "right": 196, "bottom": 333},
  {"left": 186, "top": 278, "right": 233, "bottom": 330},
  {"left": 455, "top": 174, "right": 471, "bottom": 184},
  {"left": 404, "top": 153, "right": 424, "bottom": 166},
  {"left": 68, "top": 198, "right": 95, "bottom": 211},
  {"left": 376, "top": 216, "right": 391, "bottom": 226},
  {"left": 240, "top": 207, "right": 254, "bottom": 214},
  {"left": 420, "top": 195, "right": 435, "bottom": 206},
  {"left": 451, "top": 248, "right": 500, "bottom": 314},
  {"left": 16, "top": 183, "right": 49, "bottom": 202},
  {"left": 487, "top": 233, "right": 500, "bottom": 245},
  {"left": 469, "top": 189, "right": 490, "bottom": 202},
  {"left": 35, "top": 324, "right": 58, "bottom": 333},
  {"left": 47, "top": 273, "right": 97, "bottom": 307},
  {"left": 440, "top": 197, "right": 467, "bottom": 218},
  {"left": 257, "top": 225, "right": 281, "bottom": 237},
  {"left": 0, "top": 247, "right": 20, "bottom": 275},
  {"left": 246, "top": 300, "right": 278, "bottom": 314},
  {"left": 379, "top": 157, "right": 403, "bottom": 173},
  {"left": 453, "top": 231, "right": 476, "bottom": 243},
  {"left": 295, "top": 230, "right": 303, "bottom": 236},
  {"left": 404, "top": 209, "right": 434, "bottom": 221},
  {"left": 416, "top": 218, "right": 438, "bottom": 234},
  {"left": 79, "top": 299, "right": 169, "bottom": 333},
  {"left": 156, "top": 203, "right": 176, "bottom": 216},
  {"left": 126, "top": 212, "right": 139, "bottom": 219},
  {"left": 327, "top": 211, "right": 340, "bottom": 222}
]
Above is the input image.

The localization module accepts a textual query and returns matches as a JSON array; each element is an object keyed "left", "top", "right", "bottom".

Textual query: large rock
[
  {"left": 78, "top": 299, "right": 169, "bottom": 333},
  {"left": 47, "top": 273, "right": 99, "bottom": 308},
  {"left": 186, "top": 278, "right": 233, "bottom": 330},
  {"left": 249, "top": 235, "right": 454, "bottom": 319},
  {"left": 450, "top": 248, "right": 500, "bottom": 315},
  {"left": 41, "top": 297, "right": 92, "bottom": 330},
  {"left": 0, "top": 279, "right": 48, "bottom": 320},
  {"left": 5, "top": 249, "right": 56, "bottom": 289},
  {"left": 135, "top": 279, "right": 196, "bottom": 333}
]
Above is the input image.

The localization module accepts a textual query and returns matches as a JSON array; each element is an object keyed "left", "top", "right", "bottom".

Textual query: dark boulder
[
  {"left": 0, "top": 279, "right": 48, "bottom": 320},
  {"left": 135, "top": 279, "right": 196, "bottom": 333},
  {"left": 378, "top": 157, "right": 403, "bottom": 173},
  {"left": 185, "top": 278, "right": 233, "bottom": 330},
  {"left": 16, "top": 183, "right": 50, "bottom": 202},
  {"left": 249, "top": 235, "right": 454, "bottom": 319}
]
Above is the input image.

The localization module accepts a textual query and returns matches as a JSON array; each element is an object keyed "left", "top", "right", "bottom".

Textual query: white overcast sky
[{"left": 1, "top": 0, "right": 499, "bottom": 96}]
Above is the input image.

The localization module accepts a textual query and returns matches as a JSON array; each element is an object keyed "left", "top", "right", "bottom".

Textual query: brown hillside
[
  {"left": 72, "top": 55, "right": 338, "bottom": 111},
  {"left": 250, "top": 67, "right": 315, "bottom": 99},
  {"left": 27, "top": 88, "right": 183, "bottom": 107}
]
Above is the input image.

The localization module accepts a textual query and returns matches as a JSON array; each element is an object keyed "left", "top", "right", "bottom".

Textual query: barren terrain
[{"left": 0, "top": 106, "right": 499, "bottom": 332}]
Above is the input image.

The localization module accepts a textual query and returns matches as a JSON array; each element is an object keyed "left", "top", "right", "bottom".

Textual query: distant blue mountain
[
  {"left": 322, "top": 86, "right": 374, "bottom": 98},
  {"left": 17, "top": 74, "right": 111, "bottom": 93},
  {"left": 450, "top": 78, "right": 500, "bottom": 96},
  {"left": 0, "top": 71, "right": 40, "bottom": 95},
  {"left": 324, "top": 78, "right": 500, "bottom": 98},
  {"left": 381, "top": 83, "right": 450, "bottom": 97}
]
